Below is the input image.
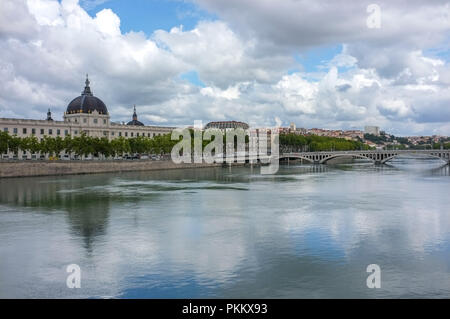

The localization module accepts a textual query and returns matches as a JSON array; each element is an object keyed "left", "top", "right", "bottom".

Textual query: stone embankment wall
[{"left": 0, "top": 160, "right": 226, "bottom": 178}]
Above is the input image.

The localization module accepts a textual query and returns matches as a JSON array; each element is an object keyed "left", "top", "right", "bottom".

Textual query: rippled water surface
[{"left": 1, "top": 158, "right": 450, "bottom": 298}]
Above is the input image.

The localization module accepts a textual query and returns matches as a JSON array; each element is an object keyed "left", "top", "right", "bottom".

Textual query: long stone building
[{"left": 1, "top": 76, "right": 175, "bottom": 142}]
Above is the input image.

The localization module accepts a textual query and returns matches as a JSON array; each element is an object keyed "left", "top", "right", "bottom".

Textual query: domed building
[
  {"left": 66, "top": 76, "right": 108, "bottom": 115},
  {"left": 62, "top": 75, "right": 113, "bottom": 138},
  {"left": 205, "top": 121, "right": 249, "bottom": 131},
  {"left": 60, "top": 75, "right": 173, "bottom": 139},
  {"left": 0, "top": 75, "right": 175, "bottom": 159}
]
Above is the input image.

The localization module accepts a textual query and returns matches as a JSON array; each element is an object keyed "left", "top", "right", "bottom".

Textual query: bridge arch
[
  {"left": 279, "top": 154, "right": 315, "bottom": 163},
  {"left": 319, "top": 154, "right": 375, "bottom": 164}
]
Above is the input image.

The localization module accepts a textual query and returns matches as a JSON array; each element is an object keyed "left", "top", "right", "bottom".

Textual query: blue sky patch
[
  {"left": 82, "top": 0, "right": 217, "bottom": 34},
  {"left": 180, "top": 70, "right": 206, "bottom": 87}
]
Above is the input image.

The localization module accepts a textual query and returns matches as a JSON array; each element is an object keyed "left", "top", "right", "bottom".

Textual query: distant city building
[
  {"left": 204, "top": 121, "right": 249, "bottom": 131},
  {"left": 364, "top": 126, "right": 380, "bottom": 136},
  {"left": 289, "top": 122, "right": 296, "bottom": 131},
  {"left": 0, "top": 75, "right": 174, "bottom": 145}
]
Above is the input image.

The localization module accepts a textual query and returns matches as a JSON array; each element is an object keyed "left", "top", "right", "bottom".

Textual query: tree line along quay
[
  {"left": 2, "top": 130, "right": 449, "bottom": 161},
  {"left": 279, "top": 134, "right": 372, "bottom": 152},
  {"left": 0, "top": 130, "right": 370, "bottom": 160},
  {"left": 0, "top": 131, "right": 178, "bottom": 160}
]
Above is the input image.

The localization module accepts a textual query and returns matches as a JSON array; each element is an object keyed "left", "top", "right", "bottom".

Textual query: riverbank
[{"left": 0, "top": 160, "right": 237, "bottom": 178}]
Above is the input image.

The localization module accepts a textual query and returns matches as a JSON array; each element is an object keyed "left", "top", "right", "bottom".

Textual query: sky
[{"left": 0, "top": 0, "right": 450, "bottom": 135}]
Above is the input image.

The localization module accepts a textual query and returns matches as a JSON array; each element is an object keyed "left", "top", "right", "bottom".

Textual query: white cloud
[
  {"left": 0, "top": 0, "right": 450, "bottom": 135},
  {"left": 154, "top": 21, "right": 293, "bottom": 88},
  {"left": 94, "top": 8, "right": 121, "bottom": 37},
  {"left": 200, "top": 84, "right": 242, "bottom": 100},
  {"left": 378, "top": 99, "right": 412, "bottom": 118},
  {"left": 276, "top": 73, "right": 318, "bottom": 115}
]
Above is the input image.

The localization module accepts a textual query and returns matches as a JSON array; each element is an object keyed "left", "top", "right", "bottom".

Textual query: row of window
[
  {"left": 67, "top": 118, "right": 107, "bottom": 125},
  {"left": 112, "top": 131, "right": 162, "bottom": 137},
  {"left": 3, "top": 127, "right": 164, "bottom": 138},
  {"left": 4, "top": 127, "right": 71, "bottom": 136}
]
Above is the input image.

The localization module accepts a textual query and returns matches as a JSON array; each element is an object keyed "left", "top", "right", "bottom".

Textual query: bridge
[{"left": 279, "top": 149, "right": 450, "bottom": 165}]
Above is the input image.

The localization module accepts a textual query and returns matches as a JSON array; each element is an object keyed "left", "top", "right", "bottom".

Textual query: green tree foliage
[
  {"left": 0, "top": 131, "right": 10, "bottom": 154},
  {"left": 0, "top": 131, "right": 383, "bottom": 159},
  {"left": 280, "top": 133, "right": 371, "bottom": 152},
  {"left": 433, "top": 142, "right": 450, "bottom": 150},
  {"left": 0, "top": 131, "right": 180, "bottom": 159}
]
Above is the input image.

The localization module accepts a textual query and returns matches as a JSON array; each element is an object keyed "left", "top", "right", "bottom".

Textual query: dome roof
[
  {"left": 205, "top": 121, "right": 249, "bottom": 130},
  {"left": 127, "top": 119, "right": 144, "bottom": 126},
  {"left": 126, "top": 105, "right": 144, "bottom": 126},
  {"left": 66, "top": 75, "right": 108, "bottom": 115}
]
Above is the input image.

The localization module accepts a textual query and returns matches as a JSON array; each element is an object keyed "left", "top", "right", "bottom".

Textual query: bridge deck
[{"left": 279, "top": 150, "right": 450, "bottom": 165}]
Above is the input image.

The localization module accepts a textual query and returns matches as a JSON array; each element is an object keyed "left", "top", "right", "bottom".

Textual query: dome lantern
[
  {"left": 66, "top": 75, "right": 108, "bottom": 115},
  {"left": 82, "top": 74, "right": 93, "bottom": 96},
  {"left": 127, "top": 105, "right": 144, "bottom": 126}
]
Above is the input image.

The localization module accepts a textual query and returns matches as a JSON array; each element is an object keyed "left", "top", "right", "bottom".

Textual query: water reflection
[
  {"left": 429, "top": 164, "right": 450, "bottom": 176},
  {"left": 0, "top": 176, "right": 114, "bottom": 252},
  {"left": 0, "top": 161, "right": 449, "bottom": 298}
]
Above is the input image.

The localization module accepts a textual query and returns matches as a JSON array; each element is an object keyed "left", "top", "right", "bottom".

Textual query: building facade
[
  {"left": 204, "top": 121, "right": 249, "bottom": 132},
  {"left": 1, "top": 76, "right": 175, "bottom": 142},
  {"left": 364, "top": 126, "right": 380, "bottom": 136}
]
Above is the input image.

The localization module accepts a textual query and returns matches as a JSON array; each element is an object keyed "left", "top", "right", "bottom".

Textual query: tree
[
  {"left": 8, "top": 135, "right": 21, "bottom": 155},
  {"left": 20, "top": 136, "right": 39, "bottom": 155},
  {"left": 63, "top": 135, "right": 74, "bottom": 155},
  {"left": 0, "top": 131, "right": 10, "bottom": 155},
  {"left": 54, "top": 136, "right": 65, "bottom": 157},
  {"left": 280, "top": 133, "right": 370, "bottom": 152},
  {"left": 110, "top": 136, "right": 130, "bottom": 156}
]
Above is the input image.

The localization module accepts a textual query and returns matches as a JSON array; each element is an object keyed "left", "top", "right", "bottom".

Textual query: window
[
  {"left": 74, "top": 130, "right": 78, "bottom": 135},
  {"left": 94, "top": 118, "right": 98, "bottom": 124},
  {"left": 83, "top": 118, "right": 87, "bottom": 123},
  {"left": 137, "top": 133, "right": 139, "bottom": 137},
  {"left": 4, "top": 128, "right": 8, "bottom": 132},
  {"left": 103, "top": 131, "right": 107, "bottom": 136},
  {"left": 125, "top": 132, "right": 128, "bottom": 137},
  {"left": 65, "top": 130, "right": 68, "bottom": 136},
  {"left": 131, "top": 132, "right": 134, "bottom": 137},
  {"left": 32, "top": 128, "right": 36, "bottom": 135},
  {"left": 49, "top": 129, "right": 53, "bottom": 135},
  {"left": 13, "top": 128, "right": 17, "bottom": 134},
  {"left": 75, "top": 118, "right": 78, "bottom": 123},
  {"left": 23, "top": 128, "right": 27, "bottom": 134},
  {"left": 103, "top": 119, "right": 106, "bottom": 124},
  {"left": 111, "top": 131, "right": 115, "bottom": 136},
  {"left": 119, "top": 132, "right": 122, "bottom": 137},
  {"left": 40, "top": 128, "right": 44, "bottom": 135},
  {"left": 148, "top": 133, "right": 150, "bottom": 137},
  {"left": 57, "top": 129, "right": 60, "bottom": 135}
]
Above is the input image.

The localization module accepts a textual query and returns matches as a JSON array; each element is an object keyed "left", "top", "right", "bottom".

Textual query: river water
[{"left": 0, "top": 158, "right": 449, "bottom": 298}]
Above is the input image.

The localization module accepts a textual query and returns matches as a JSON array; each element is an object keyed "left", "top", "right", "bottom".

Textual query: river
[{"left": 0, "top": 157, "right": 449, "bottom": 298}]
